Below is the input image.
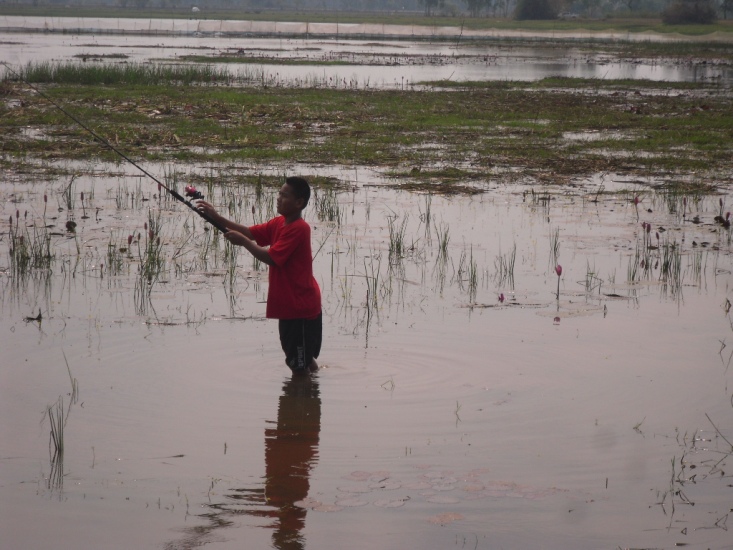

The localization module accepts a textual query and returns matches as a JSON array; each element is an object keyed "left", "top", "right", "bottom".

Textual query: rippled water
[{"left": 1, "top": 157, "right": 733, "bottom": 548}]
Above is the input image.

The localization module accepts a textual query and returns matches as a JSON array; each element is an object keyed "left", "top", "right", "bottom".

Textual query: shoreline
[{"left": 2, "top": 15, "right": 732, "bottom": 43}]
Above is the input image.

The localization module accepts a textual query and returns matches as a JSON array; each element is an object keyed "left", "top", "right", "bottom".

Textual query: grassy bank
[
  {"left": 1, "top": 63, "right": 732, "bottom": 188},
  {"left": 1, "top": 6, "right": 733, "bottom": 37}
]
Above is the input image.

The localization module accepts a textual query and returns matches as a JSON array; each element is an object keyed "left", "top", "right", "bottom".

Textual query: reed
[
  {"left": 19, "top": 61, "right": 231, "bottom": 86},
  {"left": 313, "top": 187, "right": 343, "bottom": 226},
  {"left": 549, "top": 227, "right": 560, "bottom": 269},
  {"left": 106, "top": 234, "right": 126, "bottom": 277},
  {"left": 387, "top": 214, "right": 409, "bottom": 263},
  {"left": 44, "top": 397, "right": 66, "bottom": 489},
  {"left": 659, "top": 240, "right": 682, "bottom": 290},
  {"left": 494, "top": 243, "right": 516, "bottom": 289},
  {"left": 434, "top": 221, "right": 450, "bottom": 264}
]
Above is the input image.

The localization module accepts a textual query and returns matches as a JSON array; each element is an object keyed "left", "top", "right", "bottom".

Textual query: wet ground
[{"left": 2, "top": 20, "right": 733, "bottom": 550}]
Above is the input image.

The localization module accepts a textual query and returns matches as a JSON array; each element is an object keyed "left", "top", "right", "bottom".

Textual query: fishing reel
[{"left": 184, "top": 185, "right": 204, "bottom": 201}]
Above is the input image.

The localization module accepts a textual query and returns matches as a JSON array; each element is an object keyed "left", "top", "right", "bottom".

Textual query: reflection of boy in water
[
  {"left": 197, "top": 177, "right": 322, "bottom": 374},
  {"left": 265, "top": 376, "right": 321, "bottom": 549}
]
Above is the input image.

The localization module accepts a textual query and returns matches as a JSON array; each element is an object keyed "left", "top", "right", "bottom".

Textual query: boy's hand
[{"left": 196, "top": 200, "right": 216, "bottom": 218}]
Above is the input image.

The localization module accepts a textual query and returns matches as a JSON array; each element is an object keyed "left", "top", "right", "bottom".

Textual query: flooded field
[
  {"left": 2, "top": 162, "right": 733, "bottom": 549},
  {"left": 2, "top": 19, "right": 733, "bottom": 550},
  {"left": 2, "top": 15, "right": 733, "bottom": 87}
]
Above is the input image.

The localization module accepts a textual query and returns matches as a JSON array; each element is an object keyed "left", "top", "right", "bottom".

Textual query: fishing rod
[{"left": 1, "top": 62, "right": 228, "bottom": 234}]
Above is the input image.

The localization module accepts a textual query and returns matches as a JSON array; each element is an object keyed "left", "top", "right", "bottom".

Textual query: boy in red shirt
[{"left": 197, "top": 177, "right": 322, "bottom": 374}]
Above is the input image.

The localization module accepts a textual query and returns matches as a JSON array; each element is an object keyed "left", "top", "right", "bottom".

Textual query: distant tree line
[{"left": 3, "top": 0, "right": 729, "bottom": 21}]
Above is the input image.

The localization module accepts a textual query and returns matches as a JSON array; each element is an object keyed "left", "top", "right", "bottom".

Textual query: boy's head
[{"left": 285, "top": 176, "right": 311, "bottom": 208}]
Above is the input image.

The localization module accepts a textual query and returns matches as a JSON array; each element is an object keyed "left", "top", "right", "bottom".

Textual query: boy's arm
[
  {"left": 225, "top": 231, "right": 275, "bottom": 266},
  {"left": 196, "top": 200, "right": 254, "bottom": 239}
]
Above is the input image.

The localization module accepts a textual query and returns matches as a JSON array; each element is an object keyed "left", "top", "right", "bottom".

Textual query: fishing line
[{"left": 1, "top": 61, "right": 228, "bottom": 233}]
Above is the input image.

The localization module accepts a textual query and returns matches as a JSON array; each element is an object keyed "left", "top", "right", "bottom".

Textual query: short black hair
[{"left": 286, "top": 176, "right": 311, "bottom": 208}]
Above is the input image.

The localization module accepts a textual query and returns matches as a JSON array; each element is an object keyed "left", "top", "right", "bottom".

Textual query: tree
[
  {"left": 662, "top": 0, "right": 717, "bottom": 23},
  {"left": 722, "top": 0, "right": 733, "bottom": 18},
  {"left": 514, "top": 0, "right": 559, "bottom": 19},
  {"left": 420, "top": 0, "right": 445, "bottom": 15},
  {"left": 465, "top": 0, "right": 489, "bottom": 16}
]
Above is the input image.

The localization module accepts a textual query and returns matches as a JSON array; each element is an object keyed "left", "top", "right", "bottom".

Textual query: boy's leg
[
  {"left": 279, "top": 314, "right": 321, "bottom": 373},
  {"left": 304, "top": 313, "right": 322, "bottom": 371}
]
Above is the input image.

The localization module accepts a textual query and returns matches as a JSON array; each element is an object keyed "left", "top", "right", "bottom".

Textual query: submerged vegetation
[{"left": 1, "top": 62, "right": 732, "bottom": 191}]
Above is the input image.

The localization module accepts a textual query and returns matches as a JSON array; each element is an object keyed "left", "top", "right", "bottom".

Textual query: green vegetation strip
[{"left": 1, "top": 64, "right": 732, "bottom": 188}]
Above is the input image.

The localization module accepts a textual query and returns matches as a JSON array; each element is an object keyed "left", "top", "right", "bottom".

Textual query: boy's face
[{"left": 276, "top": 183, "right": 304, "bottom": 217}]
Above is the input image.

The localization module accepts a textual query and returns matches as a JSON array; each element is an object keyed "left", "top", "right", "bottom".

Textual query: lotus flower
[
  {"left": 555, "top": 265, "right": 562, "bottom": 277},
  {"left": 498, "top": 293, "right": 505, "bottom": 303}
]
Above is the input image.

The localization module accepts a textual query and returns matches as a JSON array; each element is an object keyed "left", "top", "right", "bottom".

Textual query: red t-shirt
[{"left": 249, "top": 216, "right": 321, "bottom": 320}]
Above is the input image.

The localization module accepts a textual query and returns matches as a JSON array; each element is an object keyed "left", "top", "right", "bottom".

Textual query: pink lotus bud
[
  {"left": 44, "top": 194, "right": 47, "bottom": 203},
  {"left": 555, "top": 265, "right": 562, "bottom": 277},
  {"left": 640, "top": 259, "right": 645, "bottom": 269},
  {"left": 498, "top": 293, "right": 505, "bottom": 303},
  {"left": 144, "top": 222, "right": 148, "bottom": 231},
  {"left": 127, "top": 234, "right": 133, "bottom": 245},
  {"left": 633, "top": 196, "right": 640, "bottom": 205}
]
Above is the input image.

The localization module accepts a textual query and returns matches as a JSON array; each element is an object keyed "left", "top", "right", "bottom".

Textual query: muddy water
[
  {"left": 1, "top": 161, "right": 732, "bottom": 549},
  {"left": 2, "top": 18, "right": 732, "bottom": 86}
]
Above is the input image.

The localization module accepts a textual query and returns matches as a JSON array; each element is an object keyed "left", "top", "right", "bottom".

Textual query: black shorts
[{"left": 278, "top": 313, "right": 322, "bottom": 372}]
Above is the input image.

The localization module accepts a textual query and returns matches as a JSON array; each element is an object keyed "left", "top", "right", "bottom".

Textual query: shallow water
[
  {"left": 1, "top": 17, "right": 732, "bottom": 86},
  {"left": 1, "top": 160, "right": 733, "bottom": 548}
]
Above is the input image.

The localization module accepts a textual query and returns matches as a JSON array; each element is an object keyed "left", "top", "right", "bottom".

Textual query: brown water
[{"left": 1, "top": 160, "right": 733, "bottom": 549}]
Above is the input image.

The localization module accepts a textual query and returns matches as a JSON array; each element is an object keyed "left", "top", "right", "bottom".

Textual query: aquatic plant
[
  {"left": 20, "top": 61, "right": 231, "bottom": 86},
  {"left": 8, "top": 212, "right": 54, "bottom": 282},
  {"left": 313, "top": 187, "right": 343, "bottom": 226},
  {"left": 434, "top": 221, "right": 450, "bottom": 265},
  {"left": 387, "top": 214, "right": 409, "bottom": 263},
  {"left": 549, "top": 226, "right": 560, "bottom": 269},
  {"left": 555, "top": 264, "right": 562, "bottom": 300},
  {"left": 658, "top": 240, "right": 682, "bottom": 291},
  {"left": 584, "top": 262, "right": 602, "bottom": 294},
  {"left": 457, "top": 246, "right": 479, "bottom": 303},
  {"left": 494, "top": 243, "right": 516, "bottom": 290},
  {"left": 44, "top": 397, "right": 65, "bottom": 489}
]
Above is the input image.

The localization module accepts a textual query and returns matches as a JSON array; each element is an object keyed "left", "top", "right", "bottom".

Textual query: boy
[{"left": 197, "top": 177, "right": 322, "bottom": 374}]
